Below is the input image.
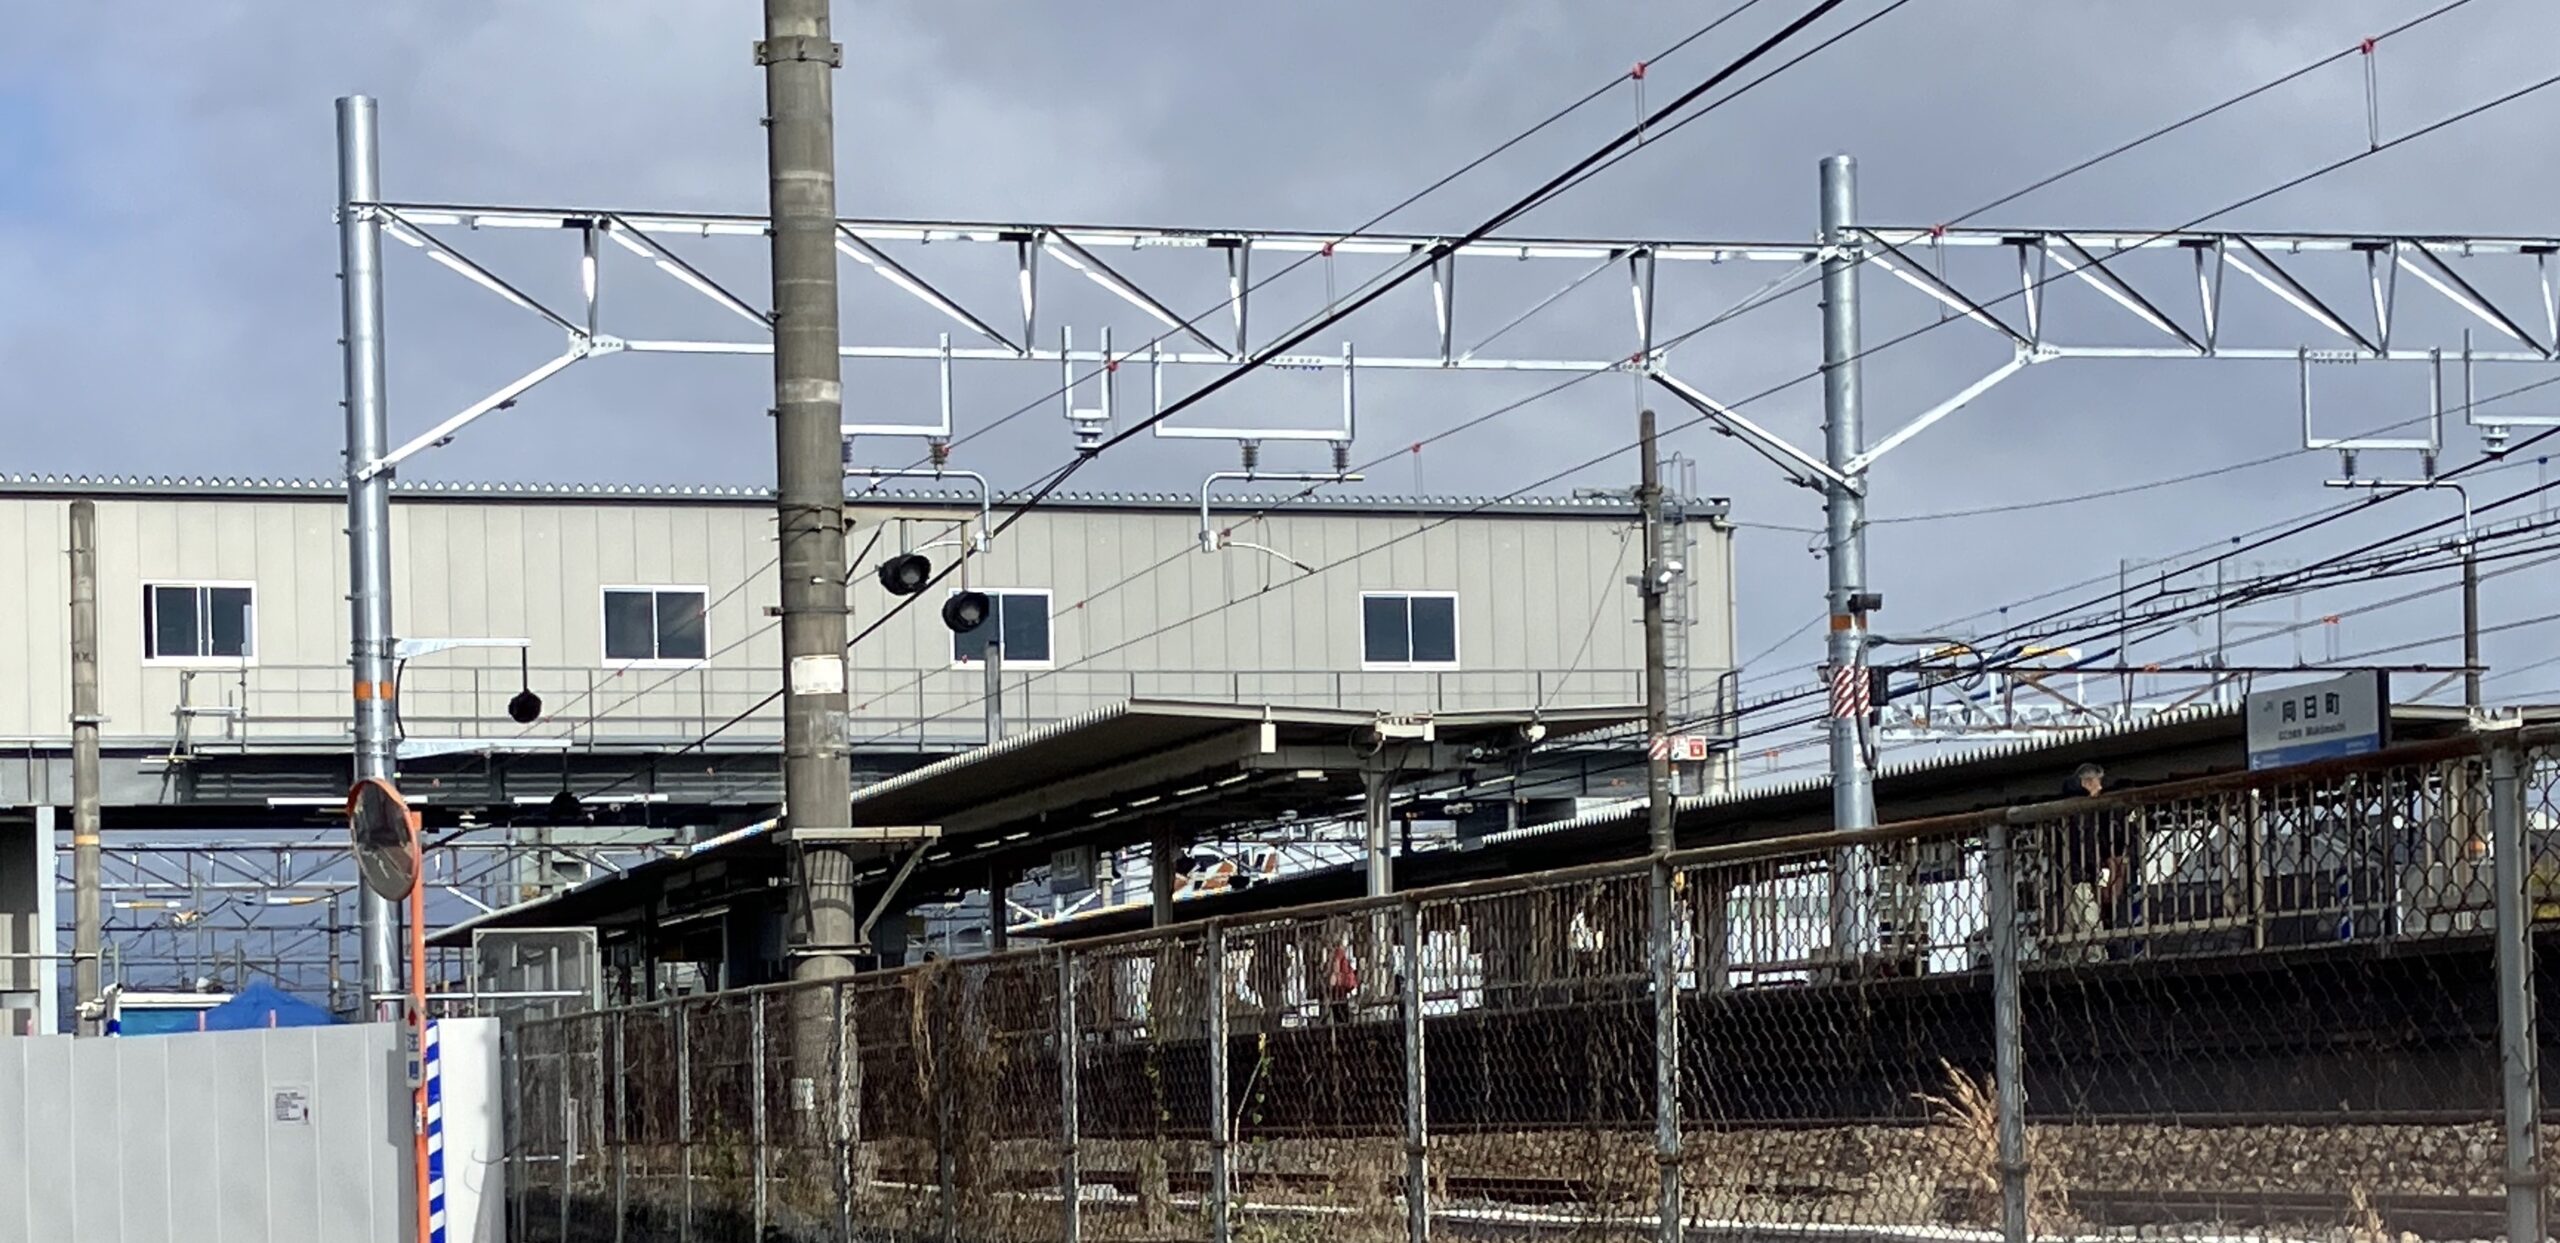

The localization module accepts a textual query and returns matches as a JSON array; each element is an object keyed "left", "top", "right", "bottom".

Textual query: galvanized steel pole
[
  {"left": 1206, "top": 924, "right": 1234, "bottom": 1243},
  {"left": 2489, "top": 730, "right": 2544, "bottom": 1243},
  {"left": 678, "top": 1004, "right": 695, "bottom": 1243},
  {"left": 613, "top": 1010, "right": 629, "bottom": 1242},
  {"left": 1401, "top": 902, "right": 1431, "bottom": 1243},
  {"left": 761, "top": 0, "right": 858, "bottom": 988},
  {"left": 1364, "top": 770, "right": 1395, "bottom": 897},
  {"left": 1819, "top": 154, "right": 1876, "bottom": 961},
  {"left": 336, "top": 95, "right": 402, "bottom": 1019},
  {"left": 752, "top": 993, "right": 769, "bottom": 1239},
  {"left": 560, "top": 1036, "right": 577, "bottom": 1243},
  {"left": 1059, "top": 949, "right": 1083, "bottom": 1243},
  {"left": 1987, "top": 819, "right": 2029, "bottom": 1243},
  {"left": 837, "top": 980, "right": 859, "bottom": 1239},
  {"left": 68, "top": 499, "right": 102, "bottom": 1030}
]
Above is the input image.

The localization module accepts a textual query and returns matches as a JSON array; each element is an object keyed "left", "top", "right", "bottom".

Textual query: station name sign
[{"left": 2244, "top": 670, "right": 2388, "bottom": 771}]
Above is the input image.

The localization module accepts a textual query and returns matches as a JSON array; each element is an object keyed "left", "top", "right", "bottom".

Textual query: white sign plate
[
  {"left": 2245, "top": 671, "right": 2387, "bottom": 771},
  {"left": 790, "top": 654, "right": 847, "bottom": 696}
]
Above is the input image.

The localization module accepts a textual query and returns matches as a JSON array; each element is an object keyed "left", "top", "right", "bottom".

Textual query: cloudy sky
[{"left": 5, "top": 0, "right": 2559, "bottom": 765}]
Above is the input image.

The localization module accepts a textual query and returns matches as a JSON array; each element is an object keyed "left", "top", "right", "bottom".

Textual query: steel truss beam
[
  {"left": 68, "top": 828, "right": 680, "bottom": 997},
  {"left": 354, "top": 200, "right": 2560, "bottom": 483}
]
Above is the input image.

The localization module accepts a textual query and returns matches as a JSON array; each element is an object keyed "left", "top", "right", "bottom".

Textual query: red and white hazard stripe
[{"left": 1828, "top": 663, "right": 1870, "bottom": 721}]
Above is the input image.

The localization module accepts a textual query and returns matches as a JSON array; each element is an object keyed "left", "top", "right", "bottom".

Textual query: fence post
[
  {"left": 1650, "top": 859, "right": 1683, "bottom": 1243},
  {"left": 2489, "top": 730, "right": 2545, "bottom": 1243},
  {"left": 677, "top": 1003, "right": 694, "bottom": 1243},
  {"left": 503, "top": 1028, "right": 524, "bottom": 1239},
  {"left": 937, "top": 976, "right": 957, "bottom": 1243},
  {"left": 613, "top": 1010, "right": 628, "bottom": 1243},
  {"left": 838, "top": 980, "right": 857, "bottom": 1243},
  {"left": 1986, "top": 819, "right": 2029, "bottom": 1243},
  {"left": 1401, "top": 901, "right": 1431, "bottom": 1243},
  {"left": 1207, "top": 923, "right": 1233, "bottom": 1243},
  {"left": 562, "top": 1032, "right": 577, "bottom": 1243},
  {"left": 1060, "top": 949, "right": 1083, "bottom": 1243},
  {"left": 753, "top": 992, "right": 769, "bottom": 1241}
]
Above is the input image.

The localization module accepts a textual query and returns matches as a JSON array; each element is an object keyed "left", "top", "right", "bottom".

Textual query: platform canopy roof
[{"left": 433, "top": 698, "right": 1640, "bottom": 947}]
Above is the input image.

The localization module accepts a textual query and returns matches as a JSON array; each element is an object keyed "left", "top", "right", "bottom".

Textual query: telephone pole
[
  {"left": 1636, "top": 408, "right": 1683, "bottom": 1243},
  {"left": 69, "top": 499, "right": 103, "bottom": 1031},
  {"left": 1639, "top": 409, "right": 1674, "bottom": 853},
  {"left": 761, "top": 0, "right": 859, "bottom": 983}
]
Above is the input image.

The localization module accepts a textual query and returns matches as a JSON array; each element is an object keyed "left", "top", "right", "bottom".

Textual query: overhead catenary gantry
[
  {"left": 341, "top": 128, "right": 2560, "bottom": 962},
  {"left": 353, "top": 198, "right": 2560, "bottom": 485}
]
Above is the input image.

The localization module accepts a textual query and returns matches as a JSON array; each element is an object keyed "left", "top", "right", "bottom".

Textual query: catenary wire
[{"left": 574, "top": 14, "right": 2553, "bottom": 799}]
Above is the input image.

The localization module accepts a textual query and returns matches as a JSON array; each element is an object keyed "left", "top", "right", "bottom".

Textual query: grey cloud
[{"left": 4, "top": 0, "right": 2557, "bottom": 720}]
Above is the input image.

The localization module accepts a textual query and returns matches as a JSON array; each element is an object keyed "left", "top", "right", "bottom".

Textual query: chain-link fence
[{"left": 507, "top": 724, "right": 2560, "bottom": 1242}]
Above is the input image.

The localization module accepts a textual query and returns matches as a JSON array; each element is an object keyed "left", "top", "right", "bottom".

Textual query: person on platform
[{"left": 2054, "top": 763, "right": 2138, "bottom": 961}]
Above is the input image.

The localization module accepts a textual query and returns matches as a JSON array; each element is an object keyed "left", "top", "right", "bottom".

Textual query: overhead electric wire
[
  {"left": 1945, "top": 0, "right": 2486, "bottom": 223},
  {"left": 1993, "top": 431, "right": 2560, "bottom": 652},
  {"left": 1730, "top": 489, "right": 2560, "bottom": 779},
  {"left": 609, "top": 2, "right": 1872, "bottom": 767},
  {"left": 2023, "top": 499, "right": 2560, "bottom": 664},
  {"left": 1737, "top": 426, "right": 2550, "bottom": 689},
  {"left": 846, "top": 54, "right": 2560, "bottom": 772},
  {"left": 833, "top": 6, "right": 2522, "bottom": 751},
  {"left": 1544, "top": 527, "right": 2560, "bottom": 793},
  {"left": 903, "top": 0, "right": 1781, "bottom": 465},
  {"left": 1824, "top": 442, "right": 2553, "bottom": 670},
  {"left": 860, "top": 3, "right": 2507, "bottom": 733},
  {"left": 581, "top": 6, "right": 2553, "bottom": 804}
]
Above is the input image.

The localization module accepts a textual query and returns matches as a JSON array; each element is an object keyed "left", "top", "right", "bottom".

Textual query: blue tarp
[
  {"left": 114, "top": 1007, "right": 213, "bottom": 1036},
  {"left": 193, "top": 982, "right": 337, "bottom": 1031}
]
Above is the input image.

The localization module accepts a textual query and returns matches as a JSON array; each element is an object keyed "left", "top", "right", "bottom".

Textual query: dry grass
[{"left": 1913, "top": 1058, "right": 2070, "bottom": 1235}]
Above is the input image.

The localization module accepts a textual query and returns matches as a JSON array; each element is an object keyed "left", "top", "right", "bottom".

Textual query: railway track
[{"left": 1062, "top": 1169, "right": 2504, "bottom": 1238}]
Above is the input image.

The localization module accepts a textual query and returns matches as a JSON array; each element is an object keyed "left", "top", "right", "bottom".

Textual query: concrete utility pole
[
  {"left": 336, "top": 96, "right": 402, "bottom": 1019},
  {"left": 1820, "top": 155, "right": 1878, "bottom": 964},
  {"left": 760, "top": 0, "right": 859, "bottom": 982},
  {"left": 1636, "top": 408, "right": 1683, "bottom": 1242},
  {"left": 1638, "top": 409, "right": 1674, "bottom": 854},
  {"left": 68, "top": 500, "right": 102, "bottom": 1031}
]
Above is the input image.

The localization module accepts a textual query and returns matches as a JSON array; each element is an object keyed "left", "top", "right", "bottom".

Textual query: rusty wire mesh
[
  {"left": 1223, "top": 901, "right": 1411, "bottom": 1243},
  {"left": 848, "top": 969, "right": 943, "bottom": 1242},
  {"left": 616, "top": 999, "right": 686, "bottom": 1238},
  {"left": 510, "top": 1018, "right": 567, "bottom": 1238},
  {"left": 501, "top": 728, "right": 2560, "bottom": 1243},
  {"left": 1677, "top": 827, "right": 2002, "bottom": 1235},
  {"left": 1075, "top": 931, "right": 1214, "bottom": 1242},
  {"left": 2015, "top": 747, "right": 2506, "bottom": 1239},
  {"left": 1418, "top": 867, "right": 1656, "bottom": 1239}
]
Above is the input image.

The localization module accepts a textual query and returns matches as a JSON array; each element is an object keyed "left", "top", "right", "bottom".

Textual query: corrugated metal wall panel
[
  {"left": 0, "top": 494, "right": 1728, "bottom": 741},
  {"left": 0, "top": 1024, "right": 412, "bottom": 1243}
]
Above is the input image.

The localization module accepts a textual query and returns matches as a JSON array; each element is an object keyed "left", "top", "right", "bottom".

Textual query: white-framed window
[
  {"left": 601, "top": 586, "right": 709, "bottom": 665},
  {"left": 950, "top": 589, "right": 1054, "bottom": 668},
  {"left": 1360, "top": 591, "right": 1459, "bottom": 670},
  {"left": 144, "top": 582, "right": 257, "bottom": 664}
]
